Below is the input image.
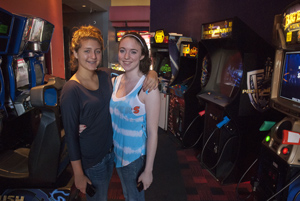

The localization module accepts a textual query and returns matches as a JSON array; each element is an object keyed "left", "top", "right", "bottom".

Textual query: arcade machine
[
  {"left": 197, "top": 17, "right": 279, "bottom": 184},
  {"left": 2, "top": 13, "right": 54, "bottom": 117},
  {"left": 0, "top": 9, "right": 73, "bottom": 200},
  {"left": 151, "top": 30, "right": 172, "bottom": 131},
  {"left": 167, "top": 41, "right": 209, "bottom": 148},
  {"left": 0, "top": 13, "right": 55, "bottom": 153},
  {"left": 152, "top": 30, "right": 197, "bottom": 132},
  {"left": 0, "top": 77, "right": 73, "bottom": 201},
  {"left": 0, "top": 8, "right": 14, "bottom": 150},
  {"left": 253, "top": 2, "right": 300, "bottom": 200}
]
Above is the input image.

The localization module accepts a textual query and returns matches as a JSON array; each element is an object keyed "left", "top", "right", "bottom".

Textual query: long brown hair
[{"left": 119, "top": 32, "right": 151, "bottom": 74}]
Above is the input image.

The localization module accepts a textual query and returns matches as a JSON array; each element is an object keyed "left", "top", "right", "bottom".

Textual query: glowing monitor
[
  {"left": 270, "top": 50, "right": 300, "bottom": 119},
  {"left": 280, "top": 51, "right": 300, "bottom": 103}
]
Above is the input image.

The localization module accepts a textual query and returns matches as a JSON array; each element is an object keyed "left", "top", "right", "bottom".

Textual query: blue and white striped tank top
[{"left": 109, "top": 74, "right": 147, "bottom": 167}]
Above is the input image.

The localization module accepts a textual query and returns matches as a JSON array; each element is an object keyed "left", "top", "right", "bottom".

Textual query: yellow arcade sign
[{"left": 155, "top": 30, "right": 165, "bottom": 43}]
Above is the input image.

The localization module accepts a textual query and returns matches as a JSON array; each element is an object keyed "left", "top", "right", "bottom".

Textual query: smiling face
[
  {"left": 74, "top": 38, "right": 102, "bottom": 71},
  {"left": 118, "top": 37, "right": 145, "bottom": 73}
]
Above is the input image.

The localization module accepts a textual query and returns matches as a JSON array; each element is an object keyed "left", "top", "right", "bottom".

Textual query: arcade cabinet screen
[
  {"left": 0, "top": 11, "right": 13, "bottom": 53},
  {"left": 280, "top": 51, "right": 300, "bottom": 103},
  {"left": 23, "top": 18, "right": 54, "bottom": 53},
  {"left": 29, "top": 19, "right": 44, "bottom": 42},
  {"left": 0, "top": 12, "right": 12, "bottom": 36},
  {"left": 220, "top": 52, "right": 243, "bottom": 98}
]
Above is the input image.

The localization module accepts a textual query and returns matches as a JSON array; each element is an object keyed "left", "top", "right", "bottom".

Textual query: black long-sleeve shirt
[{"left": 60, "top": 70, "right": 113, "bottom": 169}]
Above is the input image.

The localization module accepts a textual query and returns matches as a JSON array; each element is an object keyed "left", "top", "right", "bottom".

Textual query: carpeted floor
[
  {"left": 107, "top": 128, "right": 253, "bottom": 201},
  {"left": 176, "top": 148, "right": 253, "bottom": 201}
]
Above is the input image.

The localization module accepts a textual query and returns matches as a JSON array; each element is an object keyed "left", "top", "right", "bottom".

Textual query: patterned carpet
[
  {"left": 177, "top": 148, "right": 253, "bottom": 201},
  {"left": 106, "top": 129, "right": 253, "bottom": 201}
]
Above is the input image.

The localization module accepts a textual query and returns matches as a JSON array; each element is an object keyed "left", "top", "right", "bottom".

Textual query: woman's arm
[
  {"left": 71, "top": 160, "right": 91, "bottom": 194},
  {"left": 143, "top": 70, "right": 158, "bottom": 92},
  {"left": 138, "top": 87, "right": 160, "bottom": 190},
  {"left": 60, "top": 83, "right": 90, "bottom": 193}
]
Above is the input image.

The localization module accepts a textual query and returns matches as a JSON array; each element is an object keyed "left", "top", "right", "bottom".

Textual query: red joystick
[{"left": 199, "top": 110, "right": 205, "bottom": 116}]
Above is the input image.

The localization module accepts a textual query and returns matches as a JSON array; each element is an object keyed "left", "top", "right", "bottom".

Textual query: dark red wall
[{"left": 150, "top": 0, "right": 296, "bottom": 44}]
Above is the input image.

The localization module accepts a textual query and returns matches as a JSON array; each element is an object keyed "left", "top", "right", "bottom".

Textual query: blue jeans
[
  {"left": 116, "top": 156, "right": 146, "bottom": 201},
  {"left": 84, "top": 151, "right": 114, "bottom": 201}
]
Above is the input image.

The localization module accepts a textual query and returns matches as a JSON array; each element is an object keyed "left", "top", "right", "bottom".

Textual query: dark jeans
[
  {"left": 84, "top": 151, "right": 114, "bottom": 201},
  {"left": 116, "top": 155, "right": 146, "bottom": 201}
]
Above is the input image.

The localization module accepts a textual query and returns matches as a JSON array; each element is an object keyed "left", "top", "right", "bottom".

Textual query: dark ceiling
[{"left": 62, "top": 0, "right": 107, "bottom": 13}]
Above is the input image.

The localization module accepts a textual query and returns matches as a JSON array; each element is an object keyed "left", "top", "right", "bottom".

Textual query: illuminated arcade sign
[
  {"left": 181, "top": 43, "right": 198, "bottom": 57},
  {"left": 202, "top": 20, "right": 233, "bottom": 39},
  {"left": 284, "top": 10, "right": 300, "bottom": 31},
  {"left": 116, "top": 30, "right": 126, "bottom": 41},
  {"left": 116, "top": 30, "right": 148, "bottom": 42},
  {"left": 155, "top": 30, "right": 165, "bottom": 43},
  {"left": 283, "top": 3, "right": 300, "bottom": 44}
]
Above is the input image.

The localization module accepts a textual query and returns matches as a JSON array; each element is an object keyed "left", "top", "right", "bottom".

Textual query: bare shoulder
[{"left": 141, "top": 88, "right": 160, "bottom": 104}]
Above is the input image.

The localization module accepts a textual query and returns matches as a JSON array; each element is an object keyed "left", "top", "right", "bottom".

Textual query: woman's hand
[
  {"left": 79, "top": 124, "right": 87, "bottom": 134},
  {"left": 138, "top": 170, "right": 153, "bottom": 191},
  {"left": 74, "top": 173, "right": 92, "bottom": 194},
  {"left": 143, "top": 70, "right": 158, "bottom": 92},
  {"left": 71, "top": 160, "right": 92, "bottom": 194}
]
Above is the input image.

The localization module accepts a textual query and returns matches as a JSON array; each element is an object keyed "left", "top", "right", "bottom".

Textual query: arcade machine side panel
[
  {"left": 168, "top": 93, "right": 185, "bottom": 138},
  {"left": 0, "top": 8, "right": 14, "bottom": 115},
  {"left": 0, "top": 8, "right": 14, "bottom": 154},
  {"left": 158, "top": 93, "right": 169, "bottom": 131}
]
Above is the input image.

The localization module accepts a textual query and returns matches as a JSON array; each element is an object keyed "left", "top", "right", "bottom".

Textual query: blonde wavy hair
[{"left": 69, "top": 25, "right": 104, "bottom": 71}]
